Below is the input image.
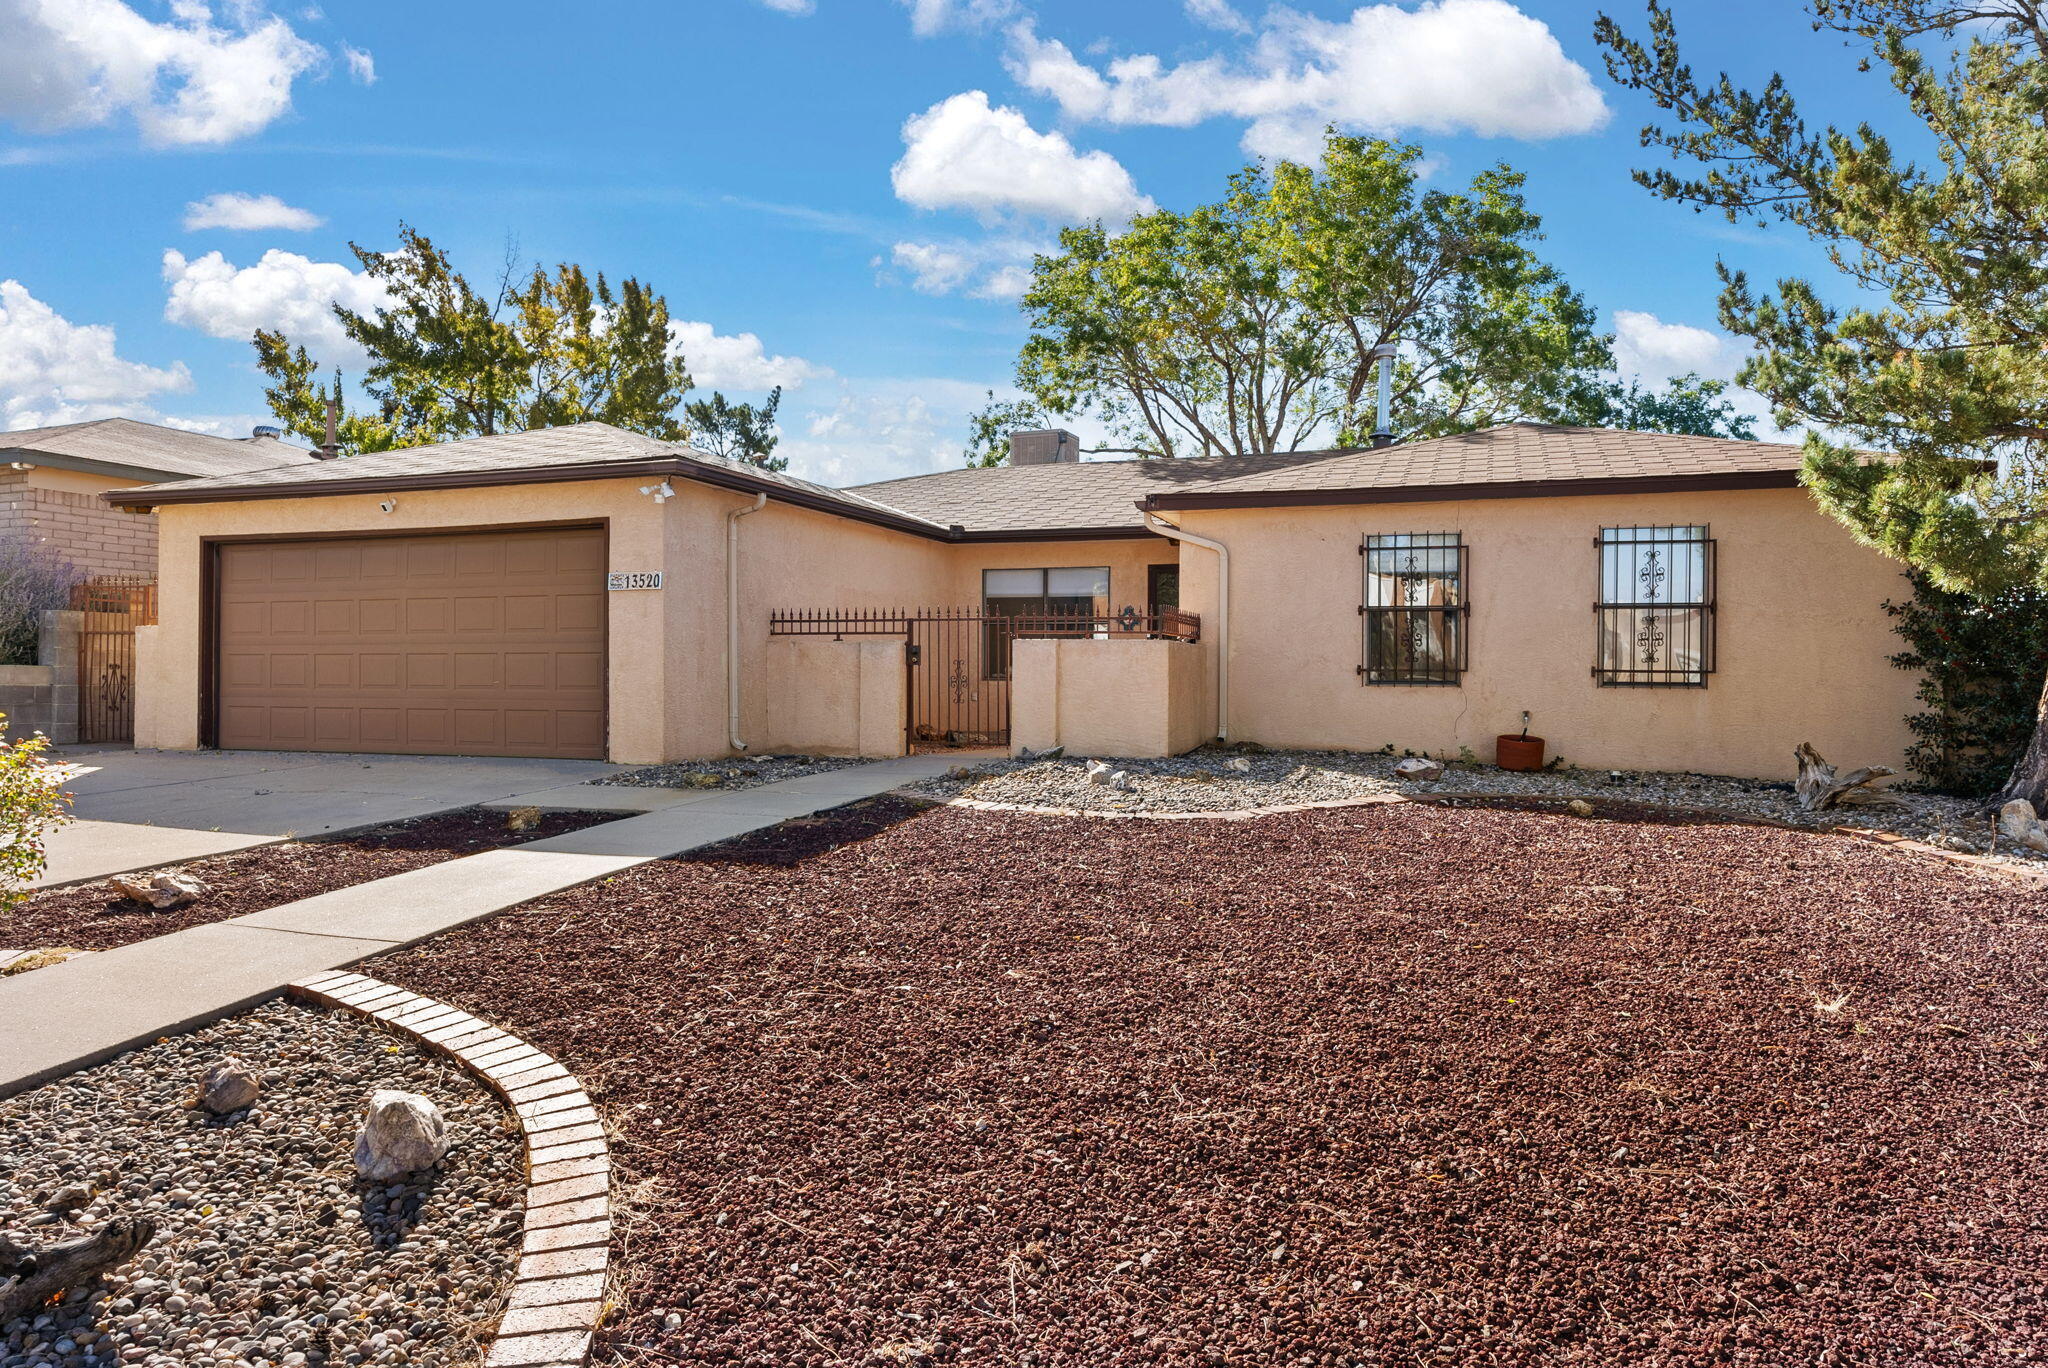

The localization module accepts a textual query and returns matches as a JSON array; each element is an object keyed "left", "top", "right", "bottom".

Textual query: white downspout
[
  {"left": 1144, "top": 510, "right": 1229, "bottom": 742},
  {"left": 727, "top": 492, "right": 767, "bottom": 751}
]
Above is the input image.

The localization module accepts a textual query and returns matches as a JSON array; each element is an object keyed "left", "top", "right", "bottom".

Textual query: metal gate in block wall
[
  {"left": 73, "top": 577, "right": 156, "bottom": 744},
  {"left": 769, "top": 605, "right": 1200, "bottom": 751}
]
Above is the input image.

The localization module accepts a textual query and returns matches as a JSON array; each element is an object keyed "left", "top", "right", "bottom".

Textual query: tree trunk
[
  {"left": 0, "top": 1217, "right": 157, "bottom": 1325},
  {"left": 1996, "top": 667, "right": 2048, "bottom": 813}
]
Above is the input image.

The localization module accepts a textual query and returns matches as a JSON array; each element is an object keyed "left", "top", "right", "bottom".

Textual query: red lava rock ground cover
[
  {"left": 4, "top": 806, "right": 619, "bottom": 952},
  {"left": 374, "top": 798, "right": 2048, "bottom": 1367}
]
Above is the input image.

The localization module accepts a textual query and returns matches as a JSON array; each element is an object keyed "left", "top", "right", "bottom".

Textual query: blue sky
[{"left": 0, "top": 0, "right": 1886, "bottom": 484}]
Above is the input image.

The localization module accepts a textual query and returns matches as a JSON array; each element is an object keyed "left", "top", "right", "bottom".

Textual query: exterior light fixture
[{"left": 640, "top": 481, "right": 675, "bottom": 503}]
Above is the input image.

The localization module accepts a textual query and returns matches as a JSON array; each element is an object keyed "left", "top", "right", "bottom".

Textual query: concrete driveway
[{"left": 35, "top": 747, "right": 624, "bottom": 887}]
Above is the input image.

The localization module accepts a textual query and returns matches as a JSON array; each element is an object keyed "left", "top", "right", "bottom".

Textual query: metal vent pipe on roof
[{"left": 1370, "top": 341, "right": 1398, "bottom": 449}]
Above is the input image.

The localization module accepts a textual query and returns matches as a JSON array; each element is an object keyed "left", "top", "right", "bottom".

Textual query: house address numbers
[{"left": 606, "top": 572, "right": 664, "bottom": 591}]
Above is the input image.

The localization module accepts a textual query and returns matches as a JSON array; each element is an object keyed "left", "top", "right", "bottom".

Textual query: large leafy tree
[
  {"left": 998, "top": 135, "right": 1614, "bottom": 460},
  {"left": 1598, "top": 0, "right": 2048, "bottom": 806},
  {"left": 256, "top": 224, "right": 778, "bottom": 469}
]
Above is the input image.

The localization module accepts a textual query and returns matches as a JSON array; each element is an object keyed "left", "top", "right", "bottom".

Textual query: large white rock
[
  {"left": 109, "top": 870, "right": 208, "bottom": 911},
  {"left": 1998, "top": 799, "right": 2048, "bottom": 853},
  {"left": 353, "top": 1090, "right": 450, "bottom": 1180},
  {"left": 1392, "top": 757, "right": 1445, "bottom": 782},
  {"left": 198, "top": 1056, "right": 261, "bottom": 1115}
]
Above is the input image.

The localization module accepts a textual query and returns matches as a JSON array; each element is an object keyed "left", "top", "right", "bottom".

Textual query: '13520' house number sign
[{"left": 606, "top": 572, "right": 663, "bottom": 591}]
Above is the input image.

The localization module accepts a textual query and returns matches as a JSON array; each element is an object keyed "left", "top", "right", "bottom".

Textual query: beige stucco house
[{"left": 105, "top": 420, "right": 1920, "bottom": 781}]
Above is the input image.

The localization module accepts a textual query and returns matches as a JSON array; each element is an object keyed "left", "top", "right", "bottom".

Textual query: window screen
[
  {"left": 1594, "top": 525, "right": 1716, "bottom": 686},
  {"left": 1361, "top": 533, "right": 1466, "bottom": 685}
]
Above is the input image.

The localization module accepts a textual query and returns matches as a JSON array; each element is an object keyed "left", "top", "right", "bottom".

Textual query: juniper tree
[{"left": 1598, "top": 0, "right": 2048, "bottom": 806}]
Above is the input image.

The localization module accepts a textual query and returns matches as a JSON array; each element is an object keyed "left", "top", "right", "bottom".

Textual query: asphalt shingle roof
[
  {"left": 115, "top": 421, "right": 950, "bottom": 531},
  {"left": 113, "top": 421, "right": 1813, "bottom": 537},
  {"left": 853, "top": 423, "right": 1810, "bottom": 530},
  {"left": 1181, "top": 423, "right": 1809, "bottom": 497},
  {"left": 848, "top": 447, "right": 1340, "bottom": 532},
  {"left": 1, "top": 417, "right": 321, "bottom": 480}
]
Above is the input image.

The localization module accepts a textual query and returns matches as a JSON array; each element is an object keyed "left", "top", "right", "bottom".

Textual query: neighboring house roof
[
  {"left": 105, "top": 419, "right": 1816, "bottom": 540},
  {"left": 1, "top": 417, "right": 320, "bottom": 482}
]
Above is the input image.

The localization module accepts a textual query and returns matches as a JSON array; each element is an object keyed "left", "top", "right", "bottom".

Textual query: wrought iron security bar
[
  {"left": 768, "top": 604, "right": 1200, "bottom": 643},
  {"left": 1593, "top": 525, "right": 1716, "bottom": 687},
  {"left": 1359, "top": 533, "right": 1468, "bottom": 685},
  {"left": 72, "top": 576, "right": 157, "bottom": 744}
]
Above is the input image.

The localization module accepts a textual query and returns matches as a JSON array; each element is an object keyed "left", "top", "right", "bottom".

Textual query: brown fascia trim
[
  {"left": 1140, "top": 468, "right": 1804, "bottom": 512},
  {"left": 101, "top": 456, "right": 1168, "bottom": 544}
]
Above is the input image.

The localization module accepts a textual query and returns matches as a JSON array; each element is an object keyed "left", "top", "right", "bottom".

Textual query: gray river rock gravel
[
  {"left": 0, "top": 1000, "right": 522, "bottom": 1368},
  {"left": 907, "top": 746, "right": 2043, "bottom": 864},
  {"left": 590, "top": 753, "right": 868, "bottom": 792}
]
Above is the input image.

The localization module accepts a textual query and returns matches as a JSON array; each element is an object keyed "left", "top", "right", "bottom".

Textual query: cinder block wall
[{"left": 0, "top": 473, "right": 156, "bottom": 577}]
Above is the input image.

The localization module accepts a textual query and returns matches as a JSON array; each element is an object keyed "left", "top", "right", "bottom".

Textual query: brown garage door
[{"left": 214, "top": 527, "right": 607, "bottom": 759}]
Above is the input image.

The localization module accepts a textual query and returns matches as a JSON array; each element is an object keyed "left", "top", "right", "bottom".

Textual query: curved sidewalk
[{"left": 0, "top": 754, "right": 961, "bottom": 1098}]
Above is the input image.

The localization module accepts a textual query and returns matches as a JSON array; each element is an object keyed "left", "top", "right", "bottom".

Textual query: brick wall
[{"left": 0, "top": 473, "right": 156, "bottom": 577}]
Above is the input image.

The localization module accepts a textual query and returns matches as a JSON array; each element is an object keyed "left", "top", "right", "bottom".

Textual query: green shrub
[
  {"left": 0, "top": 716, "right": 71, "bottom": 909},
  {"left": 1886, "top": 571, "right": 2048, "bottom": 797}
]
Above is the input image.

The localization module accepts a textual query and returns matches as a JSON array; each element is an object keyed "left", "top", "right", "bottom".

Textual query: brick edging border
[
  {"left": 289, "top": 971, "right": 609, "bottom": 1368},
  {"left": 893, "top": 787, "right": 2048, "bottom": 886}
]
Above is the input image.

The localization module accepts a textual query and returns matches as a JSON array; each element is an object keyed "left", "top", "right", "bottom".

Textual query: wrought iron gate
[
  {"left": 769, "top": 604, "right": 1200, "bottom": 752},
  {"left": 74, "top": 577, "right": 156, "bottom": 744}
]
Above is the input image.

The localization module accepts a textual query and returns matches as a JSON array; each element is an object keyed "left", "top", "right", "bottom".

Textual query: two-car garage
[{"left": 211, "top": 526, "right": 608, "bottom": 759}]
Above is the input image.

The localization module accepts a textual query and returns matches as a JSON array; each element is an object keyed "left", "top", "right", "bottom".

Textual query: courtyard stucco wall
[
  {"left": 1010, "top": 637, "right": 1212, "bottom": 759},
  {"left": 1168, "top": 486, "right": 1919, "bottom": 782},
  {"left": 755, "top": 638, "right": 906, "bottom": 757}
]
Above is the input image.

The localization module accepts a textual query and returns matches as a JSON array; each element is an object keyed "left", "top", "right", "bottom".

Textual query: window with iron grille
[
  {"left": 1594, "top": 525, "right": 1716, "bottom": 686},
  {"left": 1360, "top": 533, "right": 1467, "bottom": 685}
]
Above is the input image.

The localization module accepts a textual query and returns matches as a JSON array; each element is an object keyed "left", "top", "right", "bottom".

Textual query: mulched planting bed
[
  {"left": 376, "top": 798, "right": 2048, "bottom": 1367},
  {"left": 4, "top": 806, "right": 620, "bottom": 956},
  {"left": 0, "top": 998, "right": 522, "bottom": 1368}
]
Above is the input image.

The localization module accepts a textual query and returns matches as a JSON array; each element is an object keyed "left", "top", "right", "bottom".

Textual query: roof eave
[
  {"left": 3, "top": 448, "right": 196, "bottom": 485},
  {"left": 1141, "top": 468, "right": 1805, "bottom": 511}
]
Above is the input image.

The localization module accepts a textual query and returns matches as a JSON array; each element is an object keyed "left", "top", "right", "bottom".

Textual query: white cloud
[
  {"left": 0, "top": 279, "right": 191, "bottom": 429},
  {"left": 779, "top": 376, "right": 1114, "bottom": 485},
  {"left": 899, "top": 0, "right": 1015, "bottom": 37},
  {"left": 161, "top": 247, "right": 389, "bottom": 358},
  {"left": 779, "top": 377, "right": 997, "bottom": 485},
  {"left": 1006, "top": 0, "right": 1608, "bottom": 158},
  {"left": 340, "top": 43, "right": 374, "bottom": 83},
  {"left": 1612, "top": 310, "right": 1740, "bottom": 382},
  {"left": 892, "top": 90, "right": 1152, "bottom": 225},
  {"left": 1185, "top": 0, "right": 1251, "bottom": 32},
  {"left": 973, "top": 263, "right": 1034, "bottom": 302},
  {"left": 667, "top": 319, "right": 825, "bottom": 393},
  {"left": 887, "top": 239, "right": 1039, "bottom": 301},
  {"left": 753, "top": 0, "right": 814, "bottom": 13},
  {"left": 0, "top": 0, "right": 324, "bottom": 145},
  {"left": 183, "top": 191, "right": 324, "bottom": 231},
  {"left": 891, "top": 242, "right": 976, "bottom": 296}
]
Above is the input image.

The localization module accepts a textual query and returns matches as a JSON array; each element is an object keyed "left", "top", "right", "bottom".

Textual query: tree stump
[
  {"left": 1793, "top": 743, "right": 1901, "bottom": 812},
  {"left": 0, "top": 1216, "right": 157, "bottom": 1325}
]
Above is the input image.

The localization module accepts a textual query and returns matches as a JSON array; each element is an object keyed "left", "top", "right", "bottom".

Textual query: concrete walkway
[
  {"left": 0, "top": 755, "right": 959, "bottom": 1097},
  {"left": 37, "top": 748, "right": 625, "bottom": 887}
]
